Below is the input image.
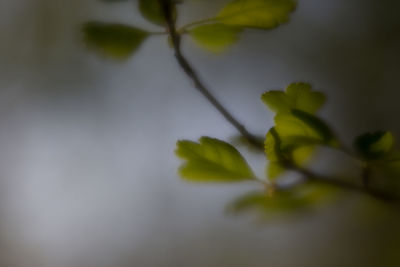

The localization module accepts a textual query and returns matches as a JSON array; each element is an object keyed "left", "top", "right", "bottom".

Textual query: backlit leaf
[
  {"left": 217, "top": 0, "right": 296, "bottom": 30},
  {"left": 290, "top": 109, "right": 334, "bottom": 143},
  {"left": 261, "top": 82, "right": 325, "bottom": 114},
  {"left": 175, "top": 137, "right": 255, "bottom": 182},
  {"left": 83, "top": 22, "right": 148, "bottom": 59},
  {"left": 268, "top": 110, "right": 335, "bottom": 168},
  {"left": 189, "top": 23, "right": 242, "bottom": 52},
  {"left": 267, "top": 161, "right": 286, "bottom": 180},
  {"left": 264, "top": 127, "right": 282, "bottom": 162},
  {"left": 354, "top": 131, "right": 394, "bottom": 160},
  {"left": 264, "top": 128, "right": 287, "bottom": 180}
]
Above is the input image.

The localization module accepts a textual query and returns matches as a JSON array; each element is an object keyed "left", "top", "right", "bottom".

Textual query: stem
[
  {"left": 283, "top": 161, "right": 400, "bottom": 204},
  {"left": 180, "top": 17, "right": 218, "bottom": 30},
  {"left": 159, "top": 0, "right": 263, "bottom": 149}
]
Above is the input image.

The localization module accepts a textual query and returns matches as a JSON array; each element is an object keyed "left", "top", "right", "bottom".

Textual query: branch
[
  {"left": 159, "top": 0, "right": 263, "bottom": 149},
  {"left": 160, "top": 0, "right": 400, "bottom": 206},
  {"left": 283, "top": 161, "right": 400, "bottom": 204}
]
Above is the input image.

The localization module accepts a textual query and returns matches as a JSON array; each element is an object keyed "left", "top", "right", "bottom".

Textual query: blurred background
[{"left": 0, "top": 0, "right": 400, "bottom": 266}]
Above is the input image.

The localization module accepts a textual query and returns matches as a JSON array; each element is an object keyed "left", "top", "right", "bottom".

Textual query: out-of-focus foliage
[
  {"left": 217, "top": 0, "right": 297, "bottom": 29},
  {"left": 261, "top": 83, "right": 325, "bottom": 115},
  {"left": 83, "top": 22, "right": 148, "bottom": 59},
  {"left": 189, "top": 24, "right": 242, "bottom": 52},
  {"left": 262, "top": 83, "right": 334, "bottom": 180},
  {"left": 175, "top": 137, "right": 255, "bottom": 182},
  {"left": 139, "top": 0, "right": 178, "bottom": 26},
  {"left": 228, "top": 183, "right": 337, "bottom": 219},
  {"left": 84, "top": 0, "right": 297, "bottom": 58},
  {"left": 355, "top": 131, "right": 394, "bottom": 160}
]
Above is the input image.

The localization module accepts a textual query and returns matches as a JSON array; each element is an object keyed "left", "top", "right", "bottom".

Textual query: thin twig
[
  {"left": 284, "top": 161, "right": 400, "bottom": 204},
  {"left": 159, "top": 0, "right": 263, "bottom": 149}
]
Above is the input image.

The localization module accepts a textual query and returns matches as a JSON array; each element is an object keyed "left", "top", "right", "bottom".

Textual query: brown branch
[{"left": 159, "top": 0, "right": 263, "bottom": 149}]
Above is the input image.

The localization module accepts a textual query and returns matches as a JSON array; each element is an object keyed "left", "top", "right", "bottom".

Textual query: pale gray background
[{"left": 0, "top": 0, "right": 399, "bottom": 266}]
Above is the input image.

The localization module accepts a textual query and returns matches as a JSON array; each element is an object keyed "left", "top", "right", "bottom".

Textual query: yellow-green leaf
[
  {"left": 267, "top": 161, "right": 286, "bottom": 180},
  {"left": 275, "top": 113, "right": 324, "bottom": 142},
  {"left": 189, "top": 23, "right": 242, "bottom": 52},
  {"left": 175, "top": 137, "right": 255, "bottom": 182},
  {"left": 354, "top": 131, "right": 394, "bottom": 160},
  {"left": 261, "top": 82, "right": 325, "bottom": 114},
  {"left": 269, "top": 111, "right": 335, "bottom": 168},
  {"left": 228, "top": 183, "right": 336, "bottom": 217},
  {"left": 217, "top": 0, "right": 296, "bottom": 30},
  {"left": 83, "top": 22, "right": 148, "bottom": 60},
  {"left": 264, "top": 128, "right": 287, "bottom": 180},
  {"left": 264, "top": 127, "right": 282, "bottom": 162}
]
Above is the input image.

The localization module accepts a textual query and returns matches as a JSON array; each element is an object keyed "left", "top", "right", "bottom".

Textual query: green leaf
[
  {"left": 264, "top": 127, "right": 283, "bottom": 162},
  {"left": 274, "top": 111, "right": 330, "bottom": 145},
  {"left": 217, "top": 0, "right": 296, "bottom": 30},
  {"left": 228, "top": 183, "right": 336, "bottom": 217},
  {"left": 261, "top": 82, "right": 326, "bottom": 114},
  {"left": 267, "top": 161, "right": 286, "bottom": 180},
  {"left": 189, "top": 23, "right": 242, "bottom": 52},
  {"left": 139, "top": 0, "right": 175, "bottom": 26},
  {"left": 83, "top": 22, "right": 148, "bottom": 60},
  {"left": 354, "top": 131, "right": 394, "bottom": 160},
  {"left": 175, "top": 137, "right": 255, "bottom": 182},
  {"left": 269, "top": 110, "right": 335, "bottom": 167},
  {"left": 290, "top": 109, "right": 335, "bottom": 143},
  {"left": 264, "top": 128, "right": 287, "bottom": 180}
]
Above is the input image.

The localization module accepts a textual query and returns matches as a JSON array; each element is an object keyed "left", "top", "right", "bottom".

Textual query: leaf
[
  {"left": 354, "top": 131, "right": 394, "bottom": 160},
  {"left": 264, "top": 128, "right": 287, "bottom": 180},
  {"left": 228, "top": 183, "right": 336, "bottom": 217},
  {"left": 189, "top": 23, "right": 242, "bottom": 52},
  {"left": 274, "top": 112, "right": 327, "bottom": 144},
  {"left": 261, "top": 82, "right": 325, "bottom": 114},
  {"left": 175, "top": 137, "right": 255, "bottom": 182},
  {"left": 290, "top": 109, "right": 335, "bottom": 143},
  {"left": 264, "top": 127, "right": 283, "bottom": 162},
  {"left": 83, "top": 22, "right": 148, "bottom": 60},
  {"left": 270, "top": 110, "right": 335, "bottom": 167},
  {"left": 217, "top": 0, "right": 297, "bottom": 30},
  {"left": 267, "top": 161, "right": 286, "bottom": 180},
  {"left": 139, "top": 0, "right": 175, "bottom": 26}
]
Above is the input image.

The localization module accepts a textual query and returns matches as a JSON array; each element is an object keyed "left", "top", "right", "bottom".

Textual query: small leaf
[
  {"left": 264, "top": 127, "right": 283, "bottom": 162},
  {"left": 264, "top": 128, "right": 287, "bottom": 180},
  {"left": 139, "top": 0, "right": 175, "bottom": 26},
  {"left": 175, "top": 137, "right": 255, "bottom": 182},
  {"left": 290, "top": 109, "right": 334, "bottom": 143},
  {"left": 189, "top": 23, "right": 242, "bottom": 52},
  {"left": 267, "top": 161, "right": 286, "bottom": 180},
  {"left": 354, "top": 131, "right": 394, "bottom": 160},
  {"left": 217, "top": 0, "right": 296, "bottom": 30},
  {"left": 270, "top": 110, "right": 335, "bottom": 167},
  {"left": 274, "top": 112, "right": 325, "bottom": 143},
  {"left": 228, "top": 183, "right": 336, "bottom": 218},
  {"left": 261, "top": 82, "right": 325, "bottom": 114},
  {"left": 83, "top": 22, "right": 148, "bottom": 59}
]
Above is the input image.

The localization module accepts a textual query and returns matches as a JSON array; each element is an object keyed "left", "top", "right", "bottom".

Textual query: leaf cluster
[
  {"left": 176, "top": 82, "right": 400, "bottom": 219},
  {"left": 83, "top": 0, "right": 297, "bottom": 59}
]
